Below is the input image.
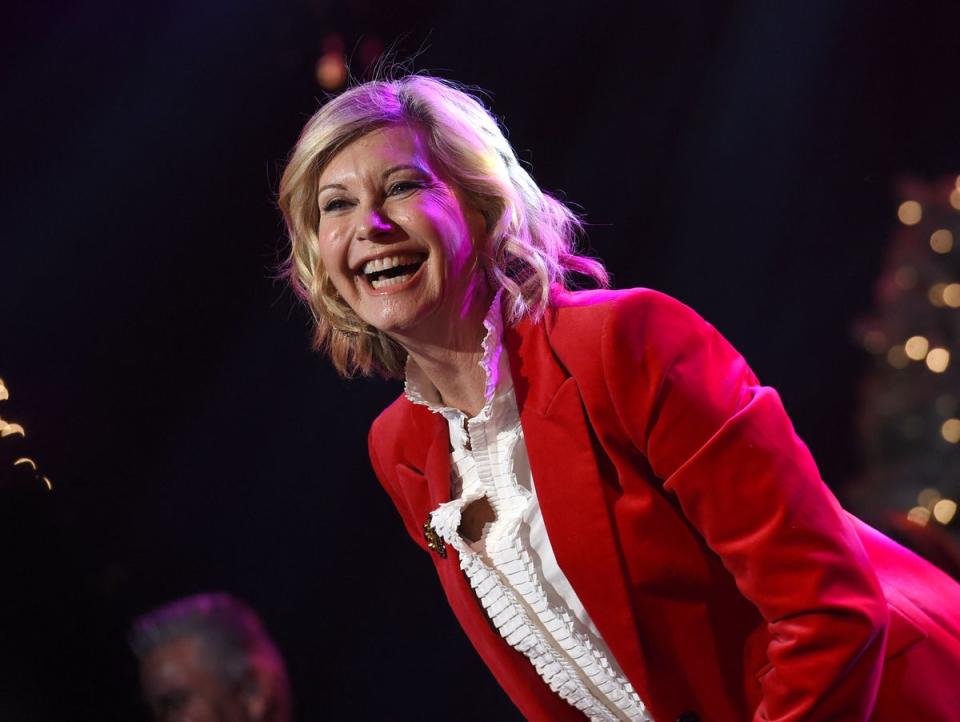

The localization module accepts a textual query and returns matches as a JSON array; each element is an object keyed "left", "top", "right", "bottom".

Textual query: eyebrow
[
  {"left": 317, "top": 182, "right": 347, "bottom": 196},
  {"left": 317, "top": 164, "right": 431, "bottom": 196},
  {"left": 382, "top": 163, "right": 430, "bottom": 179}
]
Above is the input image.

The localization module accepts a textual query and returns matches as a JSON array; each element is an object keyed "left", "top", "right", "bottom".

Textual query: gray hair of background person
[{"left": 130, "top": 592, "right": 292, "bottom": 722}]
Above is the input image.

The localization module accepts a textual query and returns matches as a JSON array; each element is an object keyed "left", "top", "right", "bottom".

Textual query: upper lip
[{"left": 350, "top": 247, "right": 427, "bottom": 274}]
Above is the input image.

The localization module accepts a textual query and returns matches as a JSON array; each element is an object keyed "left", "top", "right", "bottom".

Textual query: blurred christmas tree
[{"left": 849, "top": 175, "right": 960, "bottom": 575}]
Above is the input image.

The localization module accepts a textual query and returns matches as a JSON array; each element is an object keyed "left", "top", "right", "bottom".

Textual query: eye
[
  {"left": 320, "top": 197, "right": 353, "bottom": 214},
  {"left": 387, "top": 180, "right": 424, "bottom": 196}
]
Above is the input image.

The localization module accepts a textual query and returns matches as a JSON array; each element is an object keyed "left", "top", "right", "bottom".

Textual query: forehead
[{"left": 318, "top": 124, "right": 432, "bottom": 187}]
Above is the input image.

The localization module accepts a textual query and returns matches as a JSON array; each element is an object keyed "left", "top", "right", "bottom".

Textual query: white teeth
[
  {"left": 370, "top": 272, "right": 415, "bottom": 289},
  {"left": 361, "top": 254, "right": 421, "bottom": 274}
]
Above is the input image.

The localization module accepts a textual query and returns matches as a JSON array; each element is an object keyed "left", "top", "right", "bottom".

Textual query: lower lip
[{"left": 359, "top": 263, "right": 426, "bottom": 296}]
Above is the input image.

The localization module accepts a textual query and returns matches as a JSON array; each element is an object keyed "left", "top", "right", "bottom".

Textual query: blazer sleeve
[{"left": 602, "top": 290, "right": 888, "bottom": 722}]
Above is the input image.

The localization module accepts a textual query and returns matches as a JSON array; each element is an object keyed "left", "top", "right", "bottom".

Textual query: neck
[
  {"left": 398, "top": 283, "right": 495, "bottom": 418},
  {"left": 407, "top": 342, "right": 489, "bottom": 417}
]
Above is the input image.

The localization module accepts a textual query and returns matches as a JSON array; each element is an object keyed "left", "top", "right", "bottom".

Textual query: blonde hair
[{"left": 278, "top": 75, "right": 608, "bottom": 378}]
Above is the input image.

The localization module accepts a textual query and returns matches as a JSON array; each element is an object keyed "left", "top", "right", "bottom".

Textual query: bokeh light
[
  {"left": 943, "top": 283, "right": 960, "bottom": 307},
  {"left": 926, "top": 347, "right": 950, "bottom": 372},
  {"left": 316, "top": 53, "right": 348, "bottom": 90},
  {"left": 928, "top": 282, "right": 947, "bottom": 306},
  {"left": 904, "top": 335, "right": 929, "bottom": 360},
  {"left": 897, "top": 200, "right": 922, "bottom": 225},
  {"left": 918, "top": 487, "right": 942, "bottom": 507},
  {"left": 907, "top": 506, "right": 931, "bottom": 525},
  {"left": 933, "top": 498, "right": 958, "bottom": 524},
  {"left": 0, "top": 377, "right": 8, "bottom": 401},
  {"left": 315, "top": 33, "right": 347, "bottom": 90},
  {"left": 886, "top": 344, "right": 909, "bottom": 369},
  {"left": 930, "top": 229, "right": 954, "bottom": 253},
  {"left": 951, "top": 188, "right": 960, "bottom": 211},
  {"left": 941, "top": 418, "right": 960, "bottom": 443}
]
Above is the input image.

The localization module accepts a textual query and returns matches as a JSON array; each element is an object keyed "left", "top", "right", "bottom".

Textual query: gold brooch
[{"left": 423, "top": 519, "right": 447, "bottom": 558}]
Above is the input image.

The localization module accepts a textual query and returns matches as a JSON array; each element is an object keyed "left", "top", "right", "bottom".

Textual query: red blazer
[{"left": 368, "top": 288, "right": 960, "bottom": 722}]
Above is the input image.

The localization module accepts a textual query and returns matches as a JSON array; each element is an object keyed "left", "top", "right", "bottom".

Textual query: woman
[{"left": 279, "top": 76, "right": 960, "bottom": 722}]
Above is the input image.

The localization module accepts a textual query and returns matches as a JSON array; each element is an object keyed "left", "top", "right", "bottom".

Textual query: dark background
[{"left": 2, "top": 1, "right": 959, "bottom": 719}]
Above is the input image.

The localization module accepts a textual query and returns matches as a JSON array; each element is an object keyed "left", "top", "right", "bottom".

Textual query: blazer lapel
[
  {"left": 506, "top": 316, "right": 651, "bottom": 699},
  {"left": 419, "top": 407, "right": 452, "bottom": 507}
]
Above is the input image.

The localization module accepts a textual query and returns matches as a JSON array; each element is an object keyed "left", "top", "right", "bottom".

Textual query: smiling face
[{"left": 314, "top": 124, "right": 490, "bottom": 351}]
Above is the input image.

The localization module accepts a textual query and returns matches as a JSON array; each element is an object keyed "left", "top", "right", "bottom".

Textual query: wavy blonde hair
[{"left": 278, "top": 75, "right": 608, "bottom": 378}]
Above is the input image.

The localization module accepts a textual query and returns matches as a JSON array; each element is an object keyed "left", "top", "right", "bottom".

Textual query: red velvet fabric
[{"left": 368, "top": 288, "right": 960, "bottom": 722}]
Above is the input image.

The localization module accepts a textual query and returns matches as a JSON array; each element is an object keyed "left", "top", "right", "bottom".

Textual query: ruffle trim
[
  {"left": 430, "top": 493, "right": 649, "bottom": 721},
  {"left": 430, "top": 515, "right": 650, "bottom": 722}
]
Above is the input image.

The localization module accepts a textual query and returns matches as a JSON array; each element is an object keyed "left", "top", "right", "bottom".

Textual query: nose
[{"left": 356, "top": 205, "right": 394, "bottom": 241}]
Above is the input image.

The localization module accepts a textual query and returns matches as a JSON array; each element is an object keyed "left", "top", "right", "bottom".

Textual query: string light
[
  {"left": 904, "top": 335, "right": 929, "bottom": 360},
  {"left": 0, "top": 419, "right": 25, "bottom": 437},
  {"left": 897, "top": 200, "right": 923, "bottom": 225},
  {"left": 926, "top": 347, "right": 950, "bottom": 372},
  {"left": 930, "top": 229, "right": 954, "bottom": 253},
  {"left": 1, "top": 378, "right": 53, "bottom": 493},
  {"left": 933, "top": 499, "right": 958, "bottom": 524},
  {"left": 941, "top": 418, "right": 960, "bottom": 443}
]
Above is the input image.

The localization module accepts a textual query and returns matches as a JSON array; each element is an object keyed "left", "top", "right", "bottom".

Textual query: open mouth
[{"left": 360, "top": 253, "right": 427, "bottom": 290}]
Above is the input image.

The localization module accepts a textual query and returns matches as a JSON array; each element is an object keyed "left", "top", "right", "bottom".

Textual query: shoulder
[
  {"left": 369, "top": 393, "right": 414, "bottom": 449},
  {"left": 368, "top": 387, "right": 441, "bottom": 473},
  {"left": 546, "top": 286, "right": 714, "bottom": 355}
]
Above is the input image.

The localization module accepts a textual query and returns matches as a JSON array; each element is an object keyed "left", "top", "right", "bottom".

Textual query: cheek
[
  {"left": 420, "top": 201, "right": 475, "bottom": 269},
  {"left": 315, "top": 227, "right": 352, "bottom": 278}
]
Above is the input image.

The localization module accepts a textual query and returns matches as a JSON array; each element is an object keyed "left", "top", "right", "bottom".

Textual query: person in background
[{"left": 130, "top": 592, "right": 291, "bottom": 722}]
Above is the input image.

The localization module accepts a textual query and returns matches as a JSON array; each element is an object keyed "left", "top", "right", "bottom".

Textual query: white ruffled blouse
[{"left": 405, "top": 294, "right": 651, "bottom": 722}]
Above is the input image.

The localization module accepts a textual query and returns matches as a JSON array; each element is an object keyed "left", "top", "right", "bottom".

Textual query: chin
[{"left": 363, "top": 299, "right": 440, "bottom": 341}]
